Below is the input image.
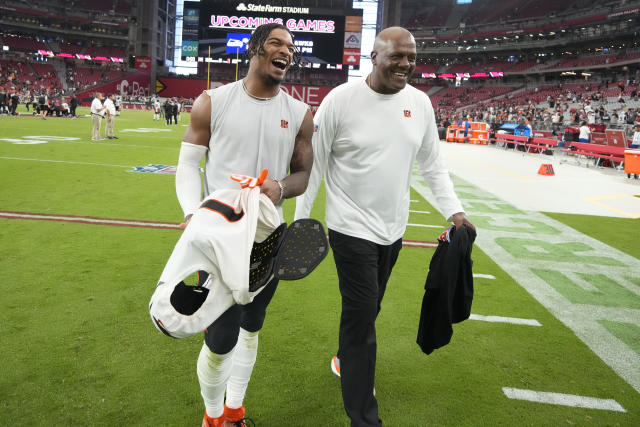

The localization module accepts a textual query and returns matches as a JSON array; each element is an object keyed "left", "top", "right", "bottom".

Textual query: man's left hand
[{"left": 451, "top": 212, "right": 475, "bottom": 232}]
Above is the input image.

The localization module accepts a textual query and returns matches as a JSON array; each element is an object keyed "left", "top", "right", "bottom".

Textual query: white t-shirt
[
  {"left": 632, "top": 131, "right": 640, "bottom": 146},
  {"left": 104, "top": 98, "right": 116, "bottom": 116},
  {"left": 203, "top": 81, "right": 308, "bottom": 220},
  {"left": 90, "top": 97, "right": 104, "bottom": 115},
  {"left": 295, "top": 79, "right": 463, "bottom": 245},
  {"left": 579, "top": 125, "right": 591, "bottom": 140}
]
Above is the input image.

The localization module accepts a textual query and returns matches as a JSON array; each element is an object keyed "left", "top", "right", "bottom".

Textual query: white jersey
[
  {"left": 203, "top": 81, "right": 308, "bottom": 219},
  {"left": 150, "top": 187, "right": 281, "bottom": 338},
  {"left": 295, "top": 79, "right": 463, "bottom": 245}
]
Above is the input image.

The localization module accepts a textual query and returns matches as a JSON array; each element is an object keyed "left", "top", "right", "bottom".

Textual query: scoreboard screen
[{"left": 182, "top": 1, "right": 363, "bottom": 67}]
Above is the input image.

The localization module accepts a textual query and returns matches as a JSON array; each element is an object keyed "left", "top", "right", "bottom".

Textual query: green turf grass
[
  {"left": 1, "top": 111, "right": 639, "bottom": 426},
  {"left": 543, "top": 212, "right": 640, "bottom": 259}
]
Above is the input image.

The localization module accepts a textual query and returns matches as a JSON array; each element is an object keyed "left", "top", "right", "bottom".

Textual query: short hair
[
  {"left": 581, "top": 121, "right": 587, "bottom": 125},
  {"left": 247, "top": 23, "right": 298, "bottom": 64},
  {"left": 106, "top": 93, "right": 113, "bottom": 98}
]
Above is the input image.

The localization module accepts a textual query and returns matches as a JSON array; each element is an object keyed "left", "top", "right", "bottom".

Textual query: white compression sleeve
[
  {"left": 176, "top": 142, "right": 208, "bottom": 219},
  {"left": 225, "top": 328, "right": 259, "bottom": 409},
  {"left": 197, "top": 344, "right": 235, "bottom": 418}
]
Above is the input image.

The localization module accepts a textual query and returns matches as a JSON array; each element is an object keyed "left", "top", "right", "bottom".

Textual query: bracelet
[{"left": 276, "top": 180, "right": 285, "bottom": 204}]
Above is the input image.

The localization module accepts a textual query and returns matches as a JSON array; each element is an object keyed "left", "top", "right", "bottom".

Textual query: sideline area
[{"left": 438, "top": 142, "right": 640, "bottom": 218}]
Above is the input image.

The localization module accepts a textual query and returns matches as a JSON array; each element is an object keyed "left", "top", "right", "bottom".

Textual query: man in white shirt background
[
  {"left": 90, "top": 92, "right": 105, "bottom": 141},
  {"left": 103, "top": 93, "right": 118, "bottom": 139},
  {"left": 295, "top": 26, "right": 474, "bottom": 427}
]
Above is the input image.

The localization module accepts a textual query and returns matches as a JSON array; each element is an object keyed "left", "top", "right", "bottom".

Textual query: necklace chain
[{"left": 242, "top": 80, "right": 276, "bottom": 101}]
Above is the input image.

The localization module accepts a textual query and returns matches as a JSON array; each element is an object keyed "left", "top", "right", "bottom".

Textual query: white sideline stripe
[
  {"left": 502, "top": 387, "right": 626, "bottom": 412},
  {"left": 470, "top": 314, "right": 542, "bottom": 326},
  {"left": 407, "top": 223, "right": 444, "bottom": 228},
  {"left": 409, "top": 209, "right": 431, "bottom": 214},
  {"left": 0, "top": 212, "right": 180, "bottom": 229},
  {"left": 410, "top": 199, "right": 419, "bottom": 202},
  {"left": 0, "top": 156, "right": 131, "bottom": 168},
  {"left": 473, "top": 273, "right": 496, "bottom": 279}
]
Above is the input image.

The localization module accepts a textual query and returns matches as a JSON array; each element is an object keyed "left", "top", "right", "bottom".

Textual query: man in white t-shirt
[
  {"left": 90, "top": 92, "right": 105, "bottom": 141},
  {"left": 295, "top": 27, "right": 474, "bottom": 427},
  {"left": 175, "top": 24, "right": 313, "bottom": 427},
  {"left": 578, "top": 121, "right": 591, "bottom": 143},
  {"left": 103, "top": 93, "right": 117, "bottom": 139}
]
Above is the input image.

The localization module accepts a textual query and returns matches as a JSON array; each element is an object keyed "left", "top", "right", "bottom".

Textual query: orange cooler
[{"left": 624, "top": 150, "right": 640, "bottom": 175}]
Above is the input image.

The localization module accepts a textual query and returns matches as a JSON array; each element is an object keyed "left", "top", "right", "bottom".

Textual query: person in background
[
  {"left": 578, "top": 121, "right": 591, "bottom": 143},
  {"left": 90, "top": 92, "right": 106, "bottom": 141},
  {"left": 104, "top": 93, "right": 117, "bottom": 139},
  {"left": 70, "top": 95, "right": 78, "bottom": 118},
  {"left": 632, "top": 124, "right": 640, "bottom": 149}
]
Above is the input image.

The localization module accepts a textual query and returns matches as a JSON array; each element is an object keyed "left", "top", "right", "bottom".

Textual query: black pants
[
  {"left": 204, "top": 277, "right": 279, "bottom": 354},
  {"left": 329, "top": 229, "right": 402, "bottom": 427}
]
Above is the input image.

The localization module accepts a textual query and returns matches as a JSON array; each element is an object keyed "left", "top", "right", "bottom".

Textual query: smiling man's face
[
  {"left": 370, "top": 30, "right": 416, "bottom": 94},
  {"left": 255, "top": 28, "right": 295, "bottom": 84}
]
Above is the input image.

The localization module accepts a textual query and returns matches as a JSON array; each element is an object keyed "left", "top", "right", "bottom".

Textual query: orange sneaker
[
  {"left": 331, "top": 355, "right": 341, "bottom": 377},
  {"left": 202, "top": 412, "right": 225, "bottom": 427},
  {"left": 223, "top": 404, "right": 254, "bottom": 426}
]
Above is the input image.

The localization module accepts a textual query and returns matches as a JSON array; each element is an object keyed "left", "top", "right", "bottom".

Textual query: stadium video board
[{"left": 182, "top": 1, "right": 363, "bottom": 67}]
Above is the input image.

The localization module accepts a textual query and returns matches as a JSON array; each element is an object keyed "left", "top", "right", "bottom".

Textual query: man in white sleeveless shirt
[
  {"left": 295, "top": 27, "right": 475, "bottom": 427},
  {"left": 174, "top": 24, "right": 313, "bottom": 427}
]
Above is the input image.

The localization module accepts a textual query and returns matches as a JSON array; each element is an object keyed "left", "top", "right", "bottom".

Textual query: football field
[{"left": 1, "top": 108, "right": 639, "bottom": 426}]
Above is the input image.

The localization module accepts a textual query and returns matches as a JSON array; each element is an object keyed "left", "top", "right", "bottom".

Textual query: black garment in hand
[{"left": 417, "top": 224, "right": 476, "bottom": 355}]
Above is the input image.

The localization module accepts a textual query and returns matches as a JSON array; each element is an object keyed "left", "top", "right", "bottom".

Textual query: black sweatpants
[
  {"left": 329, "top": 229, "right": 402, "bottom": 427},
  {"left": 204, "top": 277, "right": 279, "bottom": 354}
]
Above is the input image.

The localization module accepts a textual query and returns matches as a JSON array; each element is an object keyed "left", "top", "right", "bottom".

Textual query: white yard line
[
  {"left": 469, "top": 314, "right": 542, "bottom": 326},
  {"left": 407, "top": 223, "right": 445, "bottom": 228},
  {"left": 502, "top": 387, "right": 626, "bottom": 412},
  {"left": 473, "top": 273, "right": 496, "bottom": 279},
  {"left": 0, "top": 156, "right": 132, "bottom": 168}
]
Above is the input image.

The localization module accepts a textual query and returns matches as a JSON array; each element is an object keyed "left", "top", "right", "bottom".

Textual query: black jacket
[{"left": 417, "top": 225, "right": 476, "bottom": 355}]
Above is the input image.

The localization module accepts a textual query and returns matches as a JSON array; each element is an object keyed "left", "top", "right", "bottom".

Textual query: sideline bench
[
  {"left": 493, "top": 133, "right": 529, "bottom": 150},
  {"left": 561, "top": 142, "right": 625, "bottom": 168},
  {"left": 527, "top": 137, "right": 559, "bottom": 154}
]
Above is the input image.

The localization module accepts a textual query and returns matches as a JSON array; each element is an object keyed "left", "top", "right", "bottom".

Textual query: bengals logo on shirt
[
  {"left": 280, "top": 120, "right": 289, "bottom": 128},
  {"left": 403, "top": 110, "right": 411, "bottom": 118}
]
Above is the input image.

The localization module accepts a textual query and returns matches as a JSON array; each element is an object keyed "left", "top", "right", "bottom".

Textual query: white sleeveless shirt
[{"left": 203, "top": 81, "right": 308, "bottom": 218}]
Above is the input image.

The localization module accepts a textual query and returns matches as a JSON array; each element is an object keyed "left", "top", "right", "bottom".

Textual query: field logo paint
[
  {"left": 129, "top": 164, "right": 177, "bottom": 174},
  {"left": 0, "top": 136, "right": 80, "bottom": 145},
  {"left": 411, "top": 169, "right": 640, "bottom": 394},
  {"left": 121, "top": 128, "right": 172, "bottom": 133}
]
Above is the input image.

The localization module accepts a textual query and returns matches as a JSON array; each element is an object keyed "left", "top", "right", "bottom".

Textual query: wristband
[{"left": 276, "top": 180, "right": 285, "bottom": 204}]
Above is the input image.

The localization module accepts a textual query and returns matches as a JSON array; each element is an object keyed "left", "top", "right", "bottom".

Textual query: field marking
[
  {"left": 473, "top": 273, "right": 496, "bottom": 279},
  {"left": 407, "top": 223, "right": 445, "bottom": 228},
  {"left": 502, "top": 387, "right": 626, "bottom": 412},
  {"left": 410, "top": 199, "right": 419, "bottom": 202},
  {"left": 0, "top": 137, "right": 176, "bottom": 150},
  {"left": 0, "top": 156, "right": 132, "bottom": 168},
  {"left": 469, "top": 314, "right": 541, "bottom": 326},
  {"left": 1, "top": 211, "right": 444, "bottom": 249},
  {"left": 402, "top": 239, "right": 438, "bottom": 248},
  {"left": 409, "top": 209, "right": 431, "bottom": 214},
  {"left": 0, "top": 211, "right": 181, "bottom": 230},
  {"left": 583, "top": 194, "right": 640, "bottom": 219}
]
